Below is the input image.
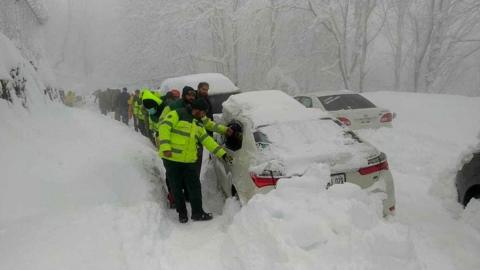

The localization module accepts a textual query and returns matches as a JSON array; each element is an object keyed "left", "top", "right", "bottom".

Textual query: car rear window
[
  {"left": 209, "top": 91, "right": 240, "bottom": 114},
  {"left": 317, "top": 94, "right": 376, "bottom": 111}
]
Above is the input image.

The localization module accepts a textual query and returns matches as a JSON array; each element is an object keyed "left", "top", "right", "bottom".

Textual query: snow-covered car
[
  {"left": 213, "top": 90, "right": 396, "bottom": 216},
  {"left": 456, "top": 151, "right": 480, "bottom": 206},
  {"left": 294, "top": 90, "right": 395, "bottom": 130},
  {"left": 160, "top": 73, "right": 240, "bottom": 114}
]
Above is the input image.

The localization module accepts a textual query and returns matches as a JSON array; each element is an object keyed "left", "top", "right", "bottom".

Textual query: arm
[
  {"left": 201, "top": 116, "right": 228, "bottom": 135},
  {"left": 158, "top": 110, "right": 179, "bottom": 154},
  {"left": 196, "top": 126, "right": 226, "bottom": 158}
]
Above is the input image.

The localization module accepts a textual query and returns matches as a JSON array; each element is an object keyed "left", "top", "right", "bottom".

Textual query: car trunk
[
  {"left": 251, "top": 119, "right": 379, "bottom": 179},
  {"left": 330, "top": 108, "right": 390, "bottom": 130}
]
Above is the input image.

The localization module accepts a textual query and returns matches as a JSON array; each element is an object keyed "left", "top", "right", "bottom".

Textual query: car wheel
[
  {"left": 463, "top": 185, "right": 480, "bottom": 206},
  {"left": 231, "top": 185, "right": 240, "bottom": 201}
]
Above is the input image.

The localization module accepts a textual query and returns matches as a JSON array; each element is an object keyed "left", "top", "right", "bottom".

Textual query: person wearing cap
[
  {"left": 158, "top": 86, "right": 197, "bottom": 122},
  {"left": 165, "top": 89, "right": 180, "bottom": 104},
  {"left": 158, "top": 99, "right": 233, "bottom": 223}
]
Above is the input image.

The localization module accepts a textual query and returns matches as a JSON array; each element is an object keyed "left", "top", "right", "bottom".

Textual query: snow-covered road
[{"left": 1, "top": 91, "right": 480, "bottom": 270}]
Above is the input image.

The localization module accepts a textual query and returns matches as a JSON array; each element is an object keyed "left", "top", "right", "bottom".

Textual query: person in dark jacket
[
  {"left": 117, "top": 87, "right": 130, "bottom": 125},
  {"left": 196, "top": 82, "right": 213, "bottom": 120}
]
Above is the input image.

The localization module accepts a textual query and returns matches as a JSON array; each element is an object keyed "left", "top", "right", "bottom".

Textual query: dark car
[{"left": 456, "top": 152, "right": 480, "bottom": 206}]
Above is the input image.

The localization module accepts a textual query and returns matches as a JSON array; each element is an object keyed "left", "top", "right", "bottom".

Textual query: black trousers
[
  {"left": 119, "top": 108, "right": 129, "bottom": 125},
  {"left": 163, "top": 159, "right": 203, "bottom": 216}
]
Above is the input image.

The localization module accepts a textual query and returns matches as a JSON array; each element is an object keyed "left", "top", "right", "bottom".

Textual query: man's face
[
  {"left": 184, "top": 91, "right": 196, "bottom": 104},
  {"left": 191, "top": 108, "right": 206, "bottom": 120},
  {"left": 198, "top": 85, "right": 209, "bottom": 97}
]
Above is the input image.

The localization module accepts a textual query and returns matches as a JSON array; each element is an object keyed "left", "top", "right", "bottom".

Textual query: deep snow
[{"left": 1, "top": 88, "right": 480, "bottom": 270}]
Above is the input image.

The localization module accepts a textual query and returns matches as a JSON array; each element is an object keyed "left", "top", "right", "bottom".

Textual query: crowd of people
[{"left": 97, "top": 83, "right": 235, "bottom": 223}]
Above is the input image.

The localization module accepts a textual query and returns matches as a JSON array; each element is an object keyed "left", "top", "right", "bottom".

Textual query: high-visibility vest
[
  {"left": 158, "top": 99, "right": 228, "bottom": 135},
  {"left": 158, "top": 108, "right": 226, "bottom": 163}
]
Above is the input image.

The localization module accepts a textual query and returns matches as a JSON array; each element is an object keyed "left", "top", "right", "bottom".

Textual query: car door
[{"left": 213, "top": 132, "right": 230, "bottom": 195}]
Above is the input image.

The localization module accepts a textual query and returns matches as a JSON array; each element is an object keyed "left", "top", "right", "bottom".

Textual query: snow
[
  {"left": 160, "top": 73, "right": 239, "bottom": 94},
  {"left": 1, "top": 87, "right": 480, "bottom": 269},
  {"left": 254, "top": 119, "right": 375, "bottom": 176},
  {"left": 223, "top": 90, "right": 329, "bottom": 127},
  {"left": 0, "top": 33, "right": 24, "bottom": 80},
  {"left": 25, "top": 0, "right": 49, "bottom": 24}
]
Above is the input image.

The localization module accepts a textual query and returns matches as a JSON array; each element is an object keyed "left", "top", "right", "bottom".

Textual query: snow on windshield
[
  {"left": 253, "top": 118, "right": 373, "bottom": 176},
  {"left": 160, "top": 73, "right": 238, "bottom": 94}
]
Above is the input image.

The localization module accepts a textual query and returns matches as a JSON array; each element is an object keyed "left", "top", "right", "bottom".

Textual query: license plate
[{"left": 330, "top": 173, "right": 346, "bottom": 185}]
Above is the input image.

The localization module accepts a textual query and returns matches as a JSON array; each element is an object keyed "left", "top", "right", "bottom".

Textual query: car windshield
[
  {"left": 317, "top": 94, "right": 375, "bottom": 111},
  {"left": 209, "top": 91, "right": 240, "bottom": 114}
]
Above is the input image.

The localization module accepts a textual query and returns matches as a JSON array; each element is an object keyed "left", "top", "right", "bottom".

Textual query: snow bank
[
  {"left": 0, "top": 104, "right": 159, "bottom": 224},
  {"left": 222, "top": 164, "right": 419, "bottom": 270},
  {"left": 0, "top": 32, "right": 48, "bottom": 107},
  {"left": 1, "top": 90, "right": 480, "bottom": 270}
]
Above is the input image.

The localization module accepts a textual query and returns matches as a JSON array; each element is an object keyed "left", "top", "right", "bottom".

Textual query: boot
[
  {"left": 191, "top": 211, "right": 213, "bottom": 221},
  {"left": 179, "top": 212, "right": 188, "bottom": 223}
]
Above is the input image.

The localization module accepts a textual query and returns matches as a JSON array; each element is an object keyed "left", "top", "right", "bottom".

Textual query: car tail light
[
  {"left": 337, "top": 117, "right": 351, "bottom": 126},
  {"left": 250, "top": 171, "right": 280, "bottom": 188},
  {"left": 358, "top": 160, "right": 389, "bottom": 175},
  {"left": 380, "top": 112, "right": 393, "bottom": 123}
]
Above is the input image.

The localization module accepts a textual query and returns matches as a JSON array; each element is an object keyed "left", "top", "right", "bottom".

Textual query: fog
[{"left": 2, "top": 0, "right": 480, "bottom": 96}]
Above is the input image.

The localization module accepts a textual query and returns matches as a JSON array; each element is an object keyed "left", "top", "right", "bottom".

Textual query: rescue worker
[
  {"left": 132, "top": 90, "right": 141, "bottom": 131},
  {"left": 64, "top": 90, "right": 75, "bottom": 107},
  {"left": 137, "top": 88, "right": 151, "bottom": 137},
  {"left": 141, "top": 90, "right": 162, "bottom": 144},
  {"left": 158, "top": 86, "right": 197, "bottom": 121},
  {"left": 158, "top": 86, "right": 233, "bottom": 203},
  {"left": 159, "top": 98, "right": 233, "bottom": 223}
]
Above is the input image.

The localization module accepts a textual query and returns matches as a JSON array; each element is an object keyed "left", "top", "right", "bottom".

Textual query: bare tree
[{"left": 306, "top": 0, "right": 386, "bottom": 91}]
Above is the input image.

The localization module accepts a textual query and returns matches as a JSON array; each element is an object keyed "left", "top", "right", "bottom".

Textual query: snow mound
[
  {"left": 222, "top": 164, "right": 419, "bottom": 270},
  {"left": 0, "top": 32, "right": 49, "bottom": 107}
]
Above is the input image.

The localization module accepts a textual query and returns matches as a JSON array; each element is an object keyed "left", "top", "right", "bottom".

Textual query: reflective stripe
[
  {"left": 171, "top": 148, "right": 183, "bottom": 153},
  {"left": 162, "top": 121, "right": 173, "bottom": 128},
  {"left": 212, "top": 146, "right": 222, "bottom": 155},
  {"left": 171, "top": 129, "right": 190, "bottom": 137},
  {"left": 198, "top": 134, "right": 209, "bottom": 143},
  {"left": 158, "top": 140, "right": 171, "bottom": 145}
]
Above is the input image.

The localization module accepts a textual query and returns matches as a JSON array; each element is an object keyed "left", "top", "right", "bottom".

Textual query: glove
[{"left": 222, "top": 153, "right": 233, "bottom": 165}]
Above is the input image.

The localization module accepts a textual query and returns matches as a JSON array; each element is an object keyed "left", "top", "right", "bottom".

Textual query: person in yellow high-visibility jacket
[{"left": 158, "top": 99, "right": 233, "bottom": 223}]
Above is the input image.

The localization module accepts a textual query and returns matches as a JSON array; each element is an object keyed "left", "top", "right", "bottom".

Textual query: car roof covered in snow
[
  {"left": 159, "top": 73, "right": 239, "bottom": 95},
  {"left": 223, "top": 90, "right": 329, "bottom": 127},
  {"left": 298, "top": 89, "right": 356, "bottom": 97}
]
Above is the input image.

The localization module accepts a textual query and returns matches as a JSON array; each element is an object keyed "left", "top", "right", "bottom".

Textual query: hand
[
  {"left": 163, "top": 150, "right": 172, "bottom": 157},
  {"left": 222, "top": 153, "right": 233, "bottom": 165},
  {"left": 226, "top": 128, "right": 234, "bottom": 137}
]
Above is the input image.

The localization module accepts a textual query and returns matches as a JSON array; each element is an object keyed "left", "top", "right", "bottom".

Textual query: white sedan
[
  {"left": 294, "top": 90, "right": 395, "bottom": 130},
  {"left": 213, "top": 90, "right": 396, "bottom": 216}
]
